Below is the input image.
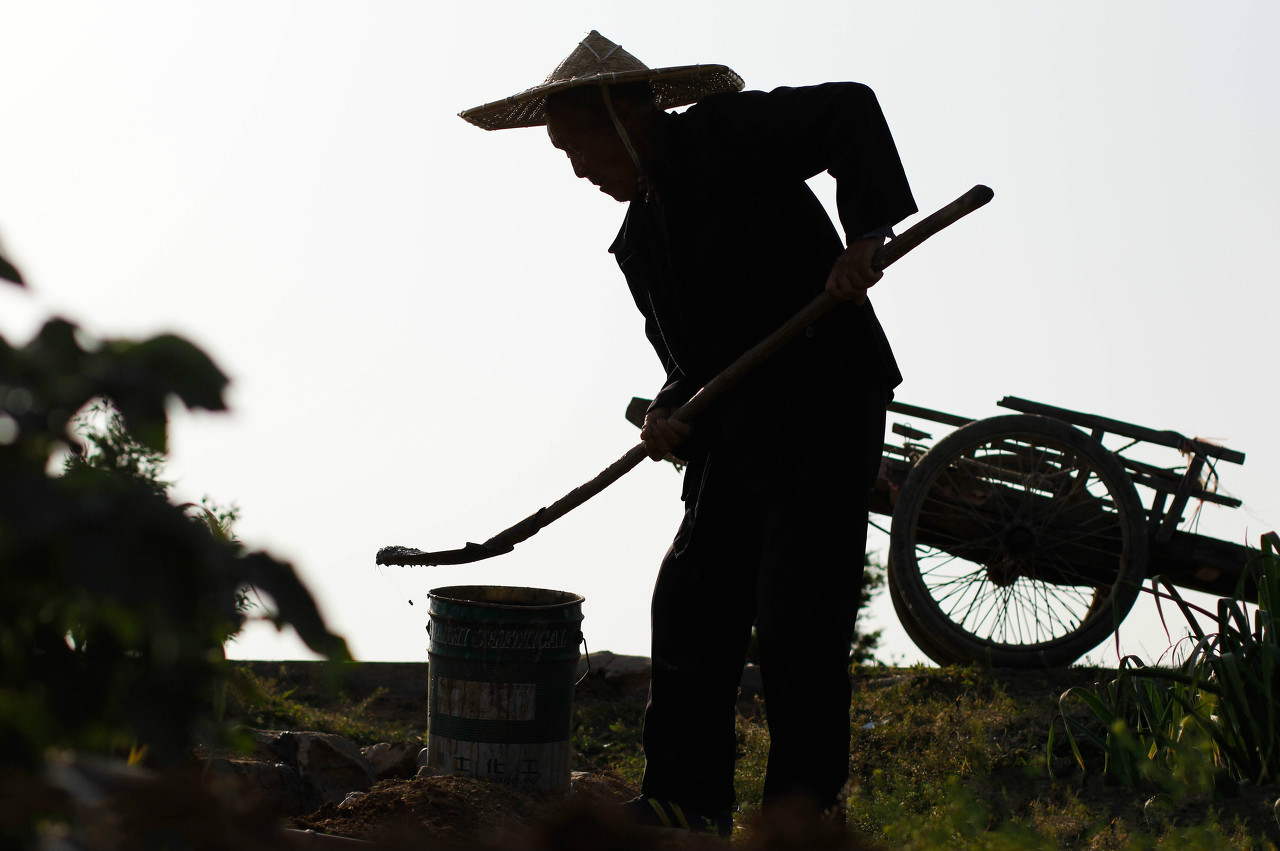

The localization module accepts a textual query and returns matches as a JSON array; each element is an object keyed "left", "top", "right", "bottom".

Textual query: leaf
[
  {"left": 124, "top": 334, "right": 229, "bottom": 412},
  {"left": 110, "top": 394, "right": 169, "bottom": 453},
  {"left": 0, "top": 232, "right": 23, "bottom": 286},
  {"left": 92, "top": 333, "right": 230, "bottom": 452},
  {"left": 237, "top": 552, "right": 352, "bottom": 662},
  {"left": 0, "top": 251, "right": 23, "bottom": 286},
  {"left": 1058, "top": 686, "right": 1117, "bottom": 772},
  {"left": 106, "top": 334, "right": 229, "bottom": 413},
  {"left": 28, "top": 318, "right": 86, "bottom": 367}
]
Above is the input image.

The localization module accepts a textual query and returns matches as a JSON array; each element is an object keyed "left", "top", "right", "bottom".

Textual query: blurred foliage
[
  {"left": 0, "top": 234, "right": 22, "bottom": 286},
  {"left": 65, "top": 400, "right": 171, "bottom": 495},
  {"left": 0, "top": 244, "right": 350, "bottom": 786},
  {"left": 1055, "top": 532, "right": 1280, "bottom": 793},
  {"left": 66, "top": 401, "right": 254, "bottom": 618}
]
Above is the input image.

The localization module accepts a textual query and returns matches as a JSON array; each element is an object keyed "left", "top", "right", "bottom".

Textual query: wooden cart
[{"left": 874, "top": 396, "right": 1253, "bottom": 668}]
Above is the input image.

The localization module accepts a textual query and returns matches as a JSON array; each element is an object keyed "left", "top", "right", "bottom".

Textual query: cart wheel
[{"left": 889, "top": 414, "right": 1148, "bottom": 668}]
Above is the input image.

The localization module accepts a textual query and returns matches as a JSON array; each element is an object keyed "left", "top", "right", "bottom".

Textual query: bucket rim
[{"left": 428, "top": 584, "right": 585, "bottom": 610}]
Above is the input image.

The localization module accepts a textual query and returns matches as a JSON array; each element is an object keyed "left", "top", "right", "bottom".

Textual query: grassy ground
[
  {"left": 226, "top": 666, "right": 417, "bottom": 746},
  {"left": 229, "top": 662, "right": 1280, "bottom": 849}
]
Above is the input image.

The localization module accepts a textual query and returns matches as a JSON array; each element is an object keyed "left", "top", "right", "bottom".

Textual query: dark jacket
[{"left": 610, "top": 82, "right": 917, "bottom": 461}]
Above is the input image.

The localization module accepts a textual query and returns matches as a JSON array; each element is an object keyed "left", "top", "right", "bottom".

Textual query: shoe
[{"left": 620, "top": 795, "right": 733, "bottom": 838}]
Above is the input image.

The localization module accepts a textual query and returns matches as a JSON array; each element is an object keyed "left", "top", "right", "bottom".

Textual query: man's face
[{"left": 546, "top": 103, "right": 638, "bottom": 203}]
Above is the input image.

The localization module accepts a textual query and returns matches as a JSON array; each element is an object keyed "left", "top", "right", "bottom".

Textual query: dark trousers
[{"left": 639, "top": 393, "right": 885, "bottom": 813}]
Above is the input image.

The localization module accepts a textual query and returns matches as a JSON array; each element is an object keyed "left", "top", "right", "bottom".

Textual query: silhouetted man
[{"left": 462, "top": 31, "right": 916, "bottom": 835}]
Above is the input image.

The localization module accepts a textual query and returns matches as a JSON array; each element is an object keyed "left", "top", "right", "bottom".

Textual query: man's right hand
[
  {"left": 640, "top": 406, "right": 692, "bottom": 461},
  {"left": 826, "top": 236, "right": 885, "bottom": 304}
]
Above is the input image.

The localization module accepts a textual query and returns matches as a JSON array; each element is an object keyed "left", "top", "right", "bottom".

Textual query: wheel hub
[
  {"left": 1004, "top": 524, "right": 1036, "bottom": 555},
  {"left": 986, "top": 524, "right": 1036, "bottom": 586}
]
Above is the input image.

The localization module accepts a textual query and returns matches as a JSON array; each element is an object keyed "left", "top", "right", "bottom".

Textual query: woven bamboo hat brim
[{"left": 461, "top": 30, "right": 744, "bottom": 131}]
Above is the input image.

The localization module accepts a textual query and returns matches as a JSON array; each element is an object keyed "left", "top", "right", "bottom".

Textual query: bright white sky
[{"left": 1, "top": 2, "right": 1277, "bottom": 667}]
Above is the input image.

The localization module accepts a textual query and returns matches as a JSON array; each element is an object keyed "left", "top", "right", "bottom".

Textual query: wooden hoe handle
[{"left": 377, "top": 184, "right": 994, "bottom": 567}]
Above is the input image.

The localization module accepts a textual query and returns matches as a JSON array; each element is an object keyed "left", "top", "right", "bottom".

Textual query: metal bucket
[{"left": 425, "top": 584, "right": 584, "bottom": 794}]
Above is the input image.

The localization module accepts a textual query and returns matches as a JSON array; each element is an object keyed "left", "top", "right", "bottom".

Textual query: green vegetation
[
  {"left": 228, "top": 658, "right": 1279, "bottom": 848},
  {"left": 1056, "top": 533, "right": 1280, "bottom": 795},
  {"left": 0, "top": 240, "right": 348, "bottom": 846},
  {"left": 226, "top": 667, "right": 414, "bottom": 746},
  {"left": 572, "top": 686, "right": 646, "bottom": 781}
]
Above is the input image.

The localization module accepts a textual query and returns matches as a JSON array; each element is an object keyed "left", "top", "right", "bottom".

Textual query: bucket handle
[{"left": 575, "top": 635, "right": 591, "bottom": 686}]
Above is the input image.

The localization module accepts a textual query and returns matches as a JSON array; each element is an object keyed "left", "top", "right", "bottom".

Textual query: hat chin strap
[{"left": 600, "top": 85, "right": 651, "bottom": 203}]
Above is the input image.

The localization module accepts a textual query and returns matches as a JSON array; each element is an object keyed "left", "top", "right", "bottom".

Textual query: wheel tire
[
  {"left": 888, "top": 414, "right": 1148, "bottom": 668},
  {"left": 888, "top": 564, "right": 968, "bottom": 666}
]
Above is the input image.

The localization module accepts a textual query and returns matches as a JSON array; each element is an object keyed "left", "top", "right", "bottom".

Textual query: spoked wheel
[{"left": 888, "top": 415, "right": 1149, "bottom": 668}]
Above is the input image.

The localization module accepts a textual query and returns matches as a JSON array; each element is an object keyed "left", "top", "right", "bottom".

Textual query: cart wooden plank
[{"left": 998, "top": 396, "right": 1247, "bottom": 465}]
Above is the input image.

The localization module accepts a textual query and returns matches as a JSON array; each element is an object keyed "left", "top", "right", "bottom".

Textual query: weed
[
  {"left": 733, "top": 700, "right": 770, "bottom": 813},
  {"left": 226, "top": 667, "right": 413, "bottom": 746},
  {"left": 570, "top": 689, "right": 645, "bottom": 783},
  {"left": 1056, "top": 532, "right": 1280, "bottom": 792}
]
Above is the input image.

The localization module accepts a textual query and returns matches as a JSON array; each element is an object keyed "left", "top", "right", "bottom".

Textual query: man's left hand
[{"left": 825, "top": 237, "right": 884, "bottom": 305}]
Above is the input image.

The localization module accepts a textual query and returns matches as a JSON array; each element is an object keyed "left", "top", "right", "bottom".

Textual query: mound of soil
[
  {"left": 289, "top": 771, "right": 877, "bottom": 850},
  {"left": 288, "top": 770, "right": 698, "bottom": 849}
]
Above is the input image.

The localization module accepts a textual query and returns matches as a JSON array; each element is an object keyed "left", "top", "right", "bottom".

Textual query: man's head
[
  {"left": 459, "top": 30, "right": 742, "bottom": 199},
  {"left": 460, "top": 31, "right": 740, "bottom": 132},
  {"left": 545, "top": 83, "right": 658, "bottom": 203}
]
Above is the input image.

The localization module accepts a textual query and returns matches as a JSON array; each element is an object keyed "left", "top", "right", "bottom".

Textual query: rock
[
  {"left": 577, "top": 651, "right": 651, "bottom": 684},
  {"left": 361, "top": 741, "right": 420, "bottom": 780},
  {"left": 569, "top": 767, "right": 640, "bottom": 805},
  {"left": 253, "top": 729, "right": 300, "bottom": 764},
  {"left": 338, "top": 791, "right": 368, "bottom": 810},
  {"left": 205, "top": 757, "right": 316, "bottom": 816},
  {"left": 294, "top": 733, "right": 377, "bottom": 805},
  {"left": 249, "top": 730, "right": 377, "bottom": 806}
]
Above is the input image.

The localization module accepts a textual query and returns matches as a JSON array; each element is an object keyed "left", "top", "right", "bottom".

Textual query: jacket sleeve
[
  {"left": 650, "top": 372, "right": 696, "bottom": 414},
  {"left": 692, "top": 83, "right": 918, "bottom": 242}
]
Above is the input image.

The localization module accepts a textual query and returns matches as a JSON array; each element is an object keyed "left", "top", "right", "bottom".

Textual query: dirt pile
[
  {"left": 289, "top": 770, "right": 648, "bottom": 848},
  {"left": 288, "top": 771, "right": 879, "bottom": 850}
]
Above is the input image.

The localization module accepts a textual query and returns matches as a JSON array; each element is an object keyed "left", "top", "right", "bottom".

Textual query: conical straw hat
[{"left": 461, "top": 30, "right": 743, "bottom": 130}]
